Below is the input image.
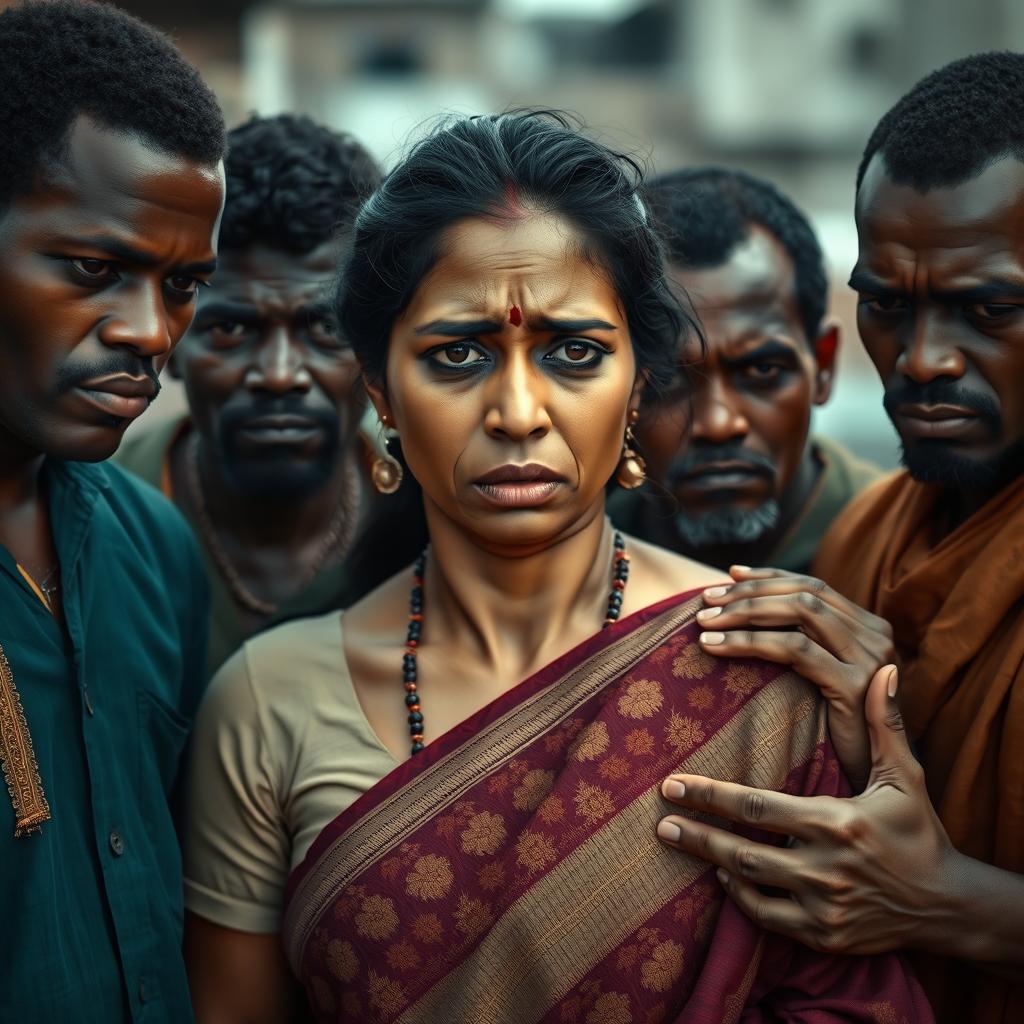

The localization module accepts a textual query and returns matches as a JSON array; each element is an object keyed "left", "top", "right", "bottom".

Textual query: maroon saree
[{"left": 283, "top": 590, "right": 931, "bottom": 1023}]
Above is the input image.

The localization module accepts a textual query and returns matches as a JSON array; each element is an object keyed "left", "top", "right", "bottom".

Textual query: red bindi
[{"left": 508, "top": 305, "right": 522, "bottom": 327}]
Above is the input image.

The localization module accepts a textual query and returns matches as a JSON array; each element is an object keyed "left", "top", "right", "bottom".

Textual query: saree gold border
[
  {"left": 402, "top": 676, "right": 822, "bottom": 1024},
  {"left": 285, "top": 597, "right": 703, "bottom": 971},
  {"left": 0, "top": 640, "right": 51, "bottom": 837}
]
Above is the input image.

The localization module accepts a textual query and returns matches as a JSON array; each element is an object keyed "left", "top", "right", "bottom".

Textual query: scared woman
[{"left": 182, "top": 112, "right": 931, "bottom": 1023}]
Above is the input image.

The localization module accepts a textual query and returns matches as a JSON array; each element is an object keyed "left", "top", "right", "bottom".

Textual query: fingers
[
  {"left": 697, "top": 593, "right": 876, "bottom": 668},
  {"left": 660, "top": 776, "right": 822, "bottom": 842},
  {"left": 656, "top": 814, "right": 801, "bottom": 889},
  {"left": 864, "top": 666, "right": 925, "bottom": 791},
  {"left": 706, "top": 568, "right": 893, "bottom": 638},
  {"left": 714, "top": 872, "right": 812, "bottom": 941}
]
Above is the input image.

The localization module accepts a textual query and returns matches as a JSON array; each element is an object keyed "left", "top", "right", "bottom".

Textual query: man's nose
[
  {"left": 899, "top": 309, "right": 966, "bottom": 383},
  {"left": 245, "top": 328, "right": 312, "bottom": 394},
  {"left": 690, "top": 379, "right": 750, "bottom": 444},
  {"left": 483, "top": 352, "right": 551, "bottom": 441},
  {"left": 97, "top": 282, "right": 172, "bottom": 358}
]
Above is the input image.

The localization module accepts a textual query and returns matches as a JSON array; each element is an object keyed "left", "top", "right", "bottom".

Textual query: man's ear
[
  {"left": 811, "top": 320, "right": 840, "bottom": 406},
  {"left": 363, "top": 373, "right": 394, "bottom": 427}
]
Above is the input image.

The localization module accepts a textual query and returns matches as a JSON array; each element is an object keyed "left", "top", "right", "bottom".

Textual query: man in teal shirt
[{"left": 0, "top": 2, "right": 226, "bottom": 1020}]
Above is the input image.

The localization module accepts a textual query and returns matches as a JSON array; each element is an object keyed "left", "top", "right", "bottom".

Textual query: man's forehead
[
  {"left": 856, "top": 152, "right": 1024, "bottom": 244},
  {"left": 677, "top": 226, "right": 797, "bottom": 312},
  {"left": 207, "top": 241, "right": 338, "bottom": 299}
]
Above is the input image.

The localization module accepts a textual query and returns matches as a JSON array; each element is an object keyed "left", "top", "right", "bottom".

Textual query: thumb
[{"left": 865, "top": 665, "right": 917, "bottom": 788}]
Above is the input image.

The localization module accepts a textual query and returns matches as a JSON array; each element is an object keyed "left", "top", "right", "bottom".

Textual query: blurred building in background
[{"left": 117, "top": 0, "right": 1024, "bottom": 466}]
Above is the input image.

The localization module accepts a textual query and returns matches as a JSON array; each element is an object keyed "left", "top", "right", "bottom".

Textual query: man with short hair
[
  {"left": 611, "top": 168, "right": 878, "bottom": 573},
  {"left": 655, "top": 53, "right": 1024, "bottom": 1023},
  {"left": 117, "top": 114, "right": 380, "bottom": 674},
  {"left": 0, "top": 2, "right": 225, "bottom": 1020}
]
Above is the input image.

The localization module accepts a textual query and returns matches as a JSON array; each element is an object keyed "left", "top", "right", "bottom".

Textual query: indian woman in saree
[{"left": 181, "top": 112, "right": 933, "bottom": 1023}]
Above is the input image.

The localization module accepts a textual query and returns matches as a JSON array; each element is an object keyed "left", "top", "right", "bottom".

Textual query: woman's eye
[
  {"left": 69, "top": 257, "right": 113, "bottom": 281},
  {"left": 431, "top": 343, "right": 487, "bottom": 368},
  {"left": 546, "top": 340, "right": 604, "bottom": 368}
]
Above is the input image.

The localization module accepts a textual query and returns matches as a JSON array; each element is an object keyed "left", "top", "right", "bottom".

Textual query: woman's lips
[
  {"left": 474, "top": 480, "right": 563, "bottom": 507},
  {"left": 473, "top": 464, "right": 565, "bottom": 507}
]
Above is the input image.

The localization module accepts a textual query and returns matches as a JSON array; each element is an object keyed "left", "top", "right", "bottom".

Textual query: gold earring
[
  {"left": 371, "top": 430, "right": 403, "bottom": 494},
  {"left": 616, "top": 425, "right": 646, "bottom": 489}
]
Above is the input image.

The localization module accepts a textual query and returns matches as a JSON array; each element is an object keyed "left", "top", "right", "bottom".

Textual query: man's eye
[
  {"left": 210, "top": 321, "right": 248, "bottom": 342},
  {"left": 166, "top": 274, "right": 201, "bottom": 296},
  {"left": 968, "top": 302, "right": 1020, "bottom": 321},
  {"left": 862, "top": 294, "right": 908, "bottom": 314},
  {"left": 309, "top": 315, "right": 344, "bottom": 348},
  {"left": 69, "top": 257, "right": 114, "bottom": 281},
  {"left": 431, "top": 342, "right": 487, "bottom": 368},
  {"left": 545, "top": 339, "right": 604, "bottom": 368},
  {"left": 744, "top": 362, "right": 783, "bottom": 381}
]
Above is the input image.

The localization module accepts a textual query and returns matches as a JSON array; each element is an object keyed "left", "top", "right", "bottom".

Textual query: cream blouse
[{"left": 182, "top": 611, "right": 398, "bottom": 934}]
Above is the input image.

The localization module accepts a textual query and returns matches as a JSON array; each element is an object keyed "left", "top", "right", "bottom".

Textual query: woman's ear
[
  {"left": 629, "top": 368, "right": 650, "bottom": 418},
  {"left": 811, "top": 321, "right": 840, "bottom": 406},
  {"left": 363, "top": 373, "right": 395, "bottom": 427}
]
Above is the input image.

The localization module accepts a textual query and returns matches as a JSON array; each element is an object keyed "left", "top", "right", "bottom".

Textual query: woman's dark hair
[{"left": 336, "top": 110, "right": 697, "bottom": 600}]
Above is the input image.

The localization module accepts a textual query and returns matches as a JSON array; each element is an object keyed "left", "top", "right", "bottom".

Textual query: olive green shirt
[
  {"left": 608, "top": 436, "right": 881, "bottom": 575},
  {"left": 115, "top": 414, "right": 351, "bottom": 678},
  {"left": 0, "top": 459, "right": 208, "bottom": 1023}
]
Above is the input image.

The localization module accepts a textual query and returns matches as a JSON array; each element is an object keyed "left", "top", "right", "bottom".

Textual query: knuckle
[
  {"left": 699, "top": 782, "right": 716, "bottom": 806},
  {"left": 786, "top": 632, "right": 813, "bottom": 653},
  {"left": 808, "top": 576, "right": 829, "bottom": 595},
  {"left": 742, "top": 791, "right": 768, "bottom": 824},
  {"left": 734, "top": 846, "right": 760, "bottom": 878},
  {"left": 797, "top": 591, "right": 826, "bottom": 615}
]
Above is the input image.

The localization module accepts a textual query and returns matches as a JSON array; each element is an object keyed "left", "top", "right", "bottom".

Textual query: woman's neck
[{"left": 421, "top": 500, "right": 615, "bottom": 680}]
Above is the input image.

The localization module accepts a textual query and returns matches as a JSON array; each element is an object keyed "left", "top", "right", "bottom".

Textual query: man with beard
[
  {"left": 117, "top": 114, "right": 380, "bottom": 675},
  {"left": 610, "top": 167, "right": 878, "bottom": 573},
  {"left": 0, "top": 2, "right": 226, "bottom": 1021},
  {"left": 655, "top": 53, "right": 1024, "bottom": 1024}
]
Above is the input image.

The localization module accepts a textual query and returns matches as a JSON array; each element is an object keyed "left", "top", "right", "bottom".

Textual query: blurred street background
[{"left": 95, "top": 0, "right": 1024, "bottom": 465}]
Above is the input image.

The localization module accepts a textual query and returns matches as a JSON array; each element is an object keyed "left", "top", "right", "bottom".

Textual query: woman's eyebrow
[
  {"left": 413, "top": 318, "right": 503, "bottom": 337},
  {"left": 532, "top": 316, "right": 618, "bottom": 332}
]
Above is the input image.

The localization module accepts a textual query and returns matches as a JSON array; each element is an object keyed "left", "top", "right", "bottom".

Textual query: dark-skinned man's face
[
  {"left": 851, "top": 153, "right": 1024, "bottom": 492},
  {"left": 0, "top": 115, "right": 225, "bottom": 463},
  {"left": 637, "top": 226, "right": 836, "bottom": 547},
  {"left": 169, "top": 241, "right": 362, "bottom": 498}
]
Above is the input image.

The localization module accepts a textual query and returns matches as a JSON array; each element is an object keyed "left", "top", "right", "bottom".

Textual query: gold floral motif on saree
[{"left": 0, "top": 639, "right": 51, "bottom": 836}]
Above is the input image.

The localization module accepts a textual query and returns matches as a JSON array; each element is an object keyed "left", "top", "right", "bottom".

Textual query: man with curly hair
[
  {"left": 0, "top": 2, "right": 225, "bottom": 1021},
  {"left": 117, "top": 114, "right": 381, "bottom": 675},
  {"left": 657, "top": 53, "right": 1024, "bottom": 1023},
  {"left": 610, "top": 167, "right": 879, "bottom": 574}
]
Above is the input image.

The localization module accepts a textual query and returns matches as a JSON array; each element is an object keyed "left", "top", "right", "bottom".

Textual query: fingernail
[
  {"left": 887, "top": 667, "right": 899, "bottom": 698},
  {"left": 662, "top": 779, "right": 686, "bottom": 800},
  {"left": 730, "top": 565, "right": 751, "bottom": 573},
  {"left": 704, "top": 586, "right": 729, "bottom": 599},
  {"left": 700, "top": 632, "right": 725, "bottom": 645},
  {"left": 697, "top": 606, "right": 722, "bottom": 621},
  {"left": 657, "top": 819, "right": 682, "bottom": 843},
  {"left": 717, "top": 868, "right": 730, "bottom": 885}
]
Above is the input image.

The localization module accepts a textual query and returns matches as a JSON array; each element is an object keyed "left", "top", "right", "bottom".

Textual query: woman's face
[{"left": 373, "top": 211, "right": 639, "bottom": 551}]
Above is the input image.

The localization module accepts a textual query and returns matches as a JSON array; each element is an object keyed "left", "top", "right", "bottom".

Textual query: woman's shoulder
[
  {"left": 623, "top": 534, "right": 729, "bottom": 610},
  {"left": 203, "top": 610, "right": 349, "bottom": 720}
]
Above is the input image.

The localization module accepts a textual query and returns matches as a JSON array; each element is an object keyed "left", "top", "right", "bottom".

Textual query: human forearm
[{"left": 929, "top": 849, "right": 1024, "bottom": 974}]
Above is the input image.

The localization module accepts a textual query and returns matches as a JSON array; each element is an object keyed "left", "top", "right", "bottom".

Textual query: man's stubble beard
[{"left": 673, "top": 499, "right": 781, "bottom": 548}]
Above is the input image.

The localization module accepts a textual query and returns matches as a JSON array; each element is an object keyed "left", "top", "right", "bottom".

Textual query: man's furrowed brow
[
  {"left": 721, "top": 339, "right": 801, "bottom": 366},
  {"left": 59, "top": 234, "right": 216, "bottom": 274},
  {"left": 413, "top": 318, "right": 503, "bottom": 337},
  {"left": 933, "top": 280, "right": 1024, "bottom": 303},
  {"left": 847, "top": 269, "right": 893, "bottom": 293}
]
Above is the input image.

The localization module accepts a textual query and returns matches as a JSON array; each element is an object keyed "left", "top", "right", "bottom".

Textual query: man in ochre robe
[{"left": 654, "top": 52, "right": 1024, "bottom": 1024}]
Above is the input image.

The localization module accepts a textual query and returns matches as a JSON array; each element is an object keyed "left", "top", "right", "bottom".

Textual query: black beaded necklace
[{"left": 402, "top": 530, "right": 630, "bottom": 756}]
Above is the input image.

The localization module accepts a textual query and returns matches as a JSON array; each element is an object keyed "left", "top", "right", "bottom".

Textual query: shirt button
[{"left": 108, "top": 830, "right": 125, "bottom": 857}]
